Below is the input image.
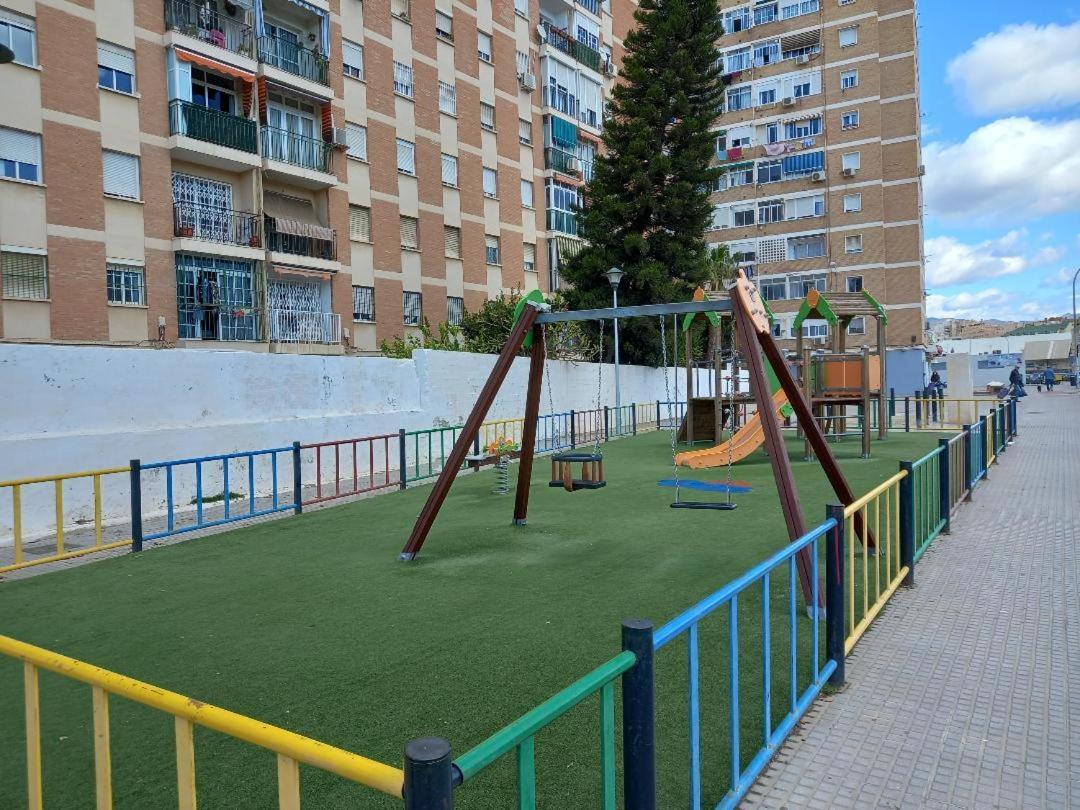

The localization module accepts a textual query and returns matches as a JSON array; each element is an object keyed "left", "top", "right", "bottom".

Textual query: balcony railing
[
  {"left": 540, "top": 24, "right": 602, "bottom": 72},
  {"left": 268, "top": 309, "right": 341, "bottom": 344},
  {"left": 544, "top": 147, "right": 580, "bottom": 177},
  {"left": 265, "top": 217, "right": 337, "bottom": 261},
  {"left": 173, "top": 202, "right": 262, "bottom": 247},
  {"left": 257, "top": 33, "right": 329, "bottom": 85},
  {"left": 260, "top": 125, "right": 333, "bottom": 173},
  {"left": 547, "top": 209, "right": 578, "bottom": 235},
  {"left": 164, "top": 0, "right": 254, "bottom": 58},
  {"left": 168, "top": 99, "right": 258, "bottom": 153}
]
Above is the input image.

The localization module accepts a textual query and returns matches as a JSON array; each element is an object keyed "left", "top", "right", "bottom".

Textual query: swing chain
[
  {"left": 541, "top": 325, "right": 561, "bottom": 450},
  {"left": 593, "top": 318, "right": 605, "bottom": 456},
  {"left": 660, "top": 314, "right": 681, "bottom": 502}
]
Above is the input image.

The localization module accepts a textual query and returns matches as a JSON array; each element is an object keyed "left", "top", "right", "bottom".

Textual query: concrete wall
[
  {"left": 0, "top": 344, "right": 717, "bottom": 541},
  {"left": 884, "top": 347, "right": 926, "bottom": 395}
]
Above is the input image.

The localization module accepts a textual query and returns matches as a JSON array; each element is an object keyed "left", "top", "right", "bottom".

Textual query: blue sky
[{"left": 915, "top": 3, "right": 1080, "bottom": 322}]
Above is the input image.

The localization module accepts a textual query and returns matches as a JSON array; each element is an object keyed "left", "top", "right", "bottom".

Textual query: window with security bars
[
  {"left": 343, "top": 40, "right": 364, "bottom": 79},
  {"left": 441, "top": 153, "right": 458, "bottom": 187},
  {"left": 523, "top": 242, "right": 535, "bottom": 273},
  {"left": 352, "top": 285, "right": 375, "bottom": 322},
  {"left": 1, "top": 250, "right": 48, "bottom": 300},
  {"left": 447, "top": 295, "right": 464, "bottom": 325},
  {"left": 345, "top": 123, "right": 367, "bottom": 160},
  {"left": 518, "top": 118, "right": 532, "bottom": 145},
  {"left": 520, "top": 180, "right": 534, "bottom": 208},
  {"left": 482, "top": 167, "right": 497, "bottom": 198},
  {"left": 403, "top": 291, "right": 422, "bottom": 325},
  {"left": 444, "top": 225, "right": 461, "bottom": 258},
  {"left": 349, "top": 206, "right": 371, "bottom": 242},
  {"left": 485, "top": 235, "right": 500, "bottom": 265},
  {"left": 400, "top": 216, "right": 420, "bottom": 250},
  {"left": 435, "top": 10, "right": 453, "bottom": 40},
  {"left": 477, "top": 31, "right": 492, "bottom": 63},
  {"left": 439, "top": 82, "right": 457, "bottom": 115},
  {"left": 393, "top": 61, "right": 414, "bottom": 98},
  {"left": 106, "top": 262, "right": 145, "bottom": 305},
  {"left": 480, "top": 102, "right": 496, "bottom": 131}
]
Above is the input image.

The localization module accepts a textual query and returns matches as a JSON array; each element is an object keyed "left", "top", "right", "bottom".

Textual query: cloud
[
  {"left": 927, "top": 289, "right": 1059, "bottom": 321},
  {"left": 1039, "top": 267, "right": 1080, "bottom": 289},
  {"left": 924, "top": 118, "right": 1080, "bottom": 223},
  {"left": 947, "top": 22, "right": 1080, "bottom": 115},
  {"left": 925, "top": 231, "right": 1036, "bottom": 286}
]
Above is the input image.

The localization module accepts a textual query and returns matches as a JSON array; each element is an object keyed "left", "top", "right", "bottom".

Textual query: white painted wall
[{"left": 0, "top": 344, "right": 728, "bottom": 542}]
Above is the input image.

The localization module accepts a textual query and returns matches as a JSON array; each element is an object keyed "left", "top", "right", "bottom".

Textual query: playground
[{"left": 0, "top": 424, "right": 946, "bottom": 808}]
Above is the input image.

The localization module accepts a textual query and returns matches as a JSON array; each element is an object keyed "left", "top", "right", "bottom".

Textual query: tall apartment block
[
  {"left": 0, "top": 0, "right": 616, "bottom": 353},
  {"left": 708, "top": 0, "right": 924, "bottom": 348}
]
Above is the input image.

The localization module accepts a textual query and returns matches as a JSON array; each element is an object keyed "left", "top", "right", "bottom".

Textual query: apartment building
[
  {"left": 0, "top": 0, "right": 615, "bottom": 353},
  {"left": 707, "top": 0, "right": 924, "bottom": 348}
]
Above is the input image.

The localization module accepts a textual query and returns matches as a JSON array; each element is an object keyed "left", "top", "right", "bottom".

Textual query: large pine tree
[{"left": 559, "top": 0, "right": 725, "bottom": 365}]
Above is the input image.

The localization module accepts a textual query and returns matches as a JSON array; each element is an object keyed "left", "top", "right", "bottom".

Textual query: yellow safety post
[
  {"left": 24, "top": 662, "right": 42, "bottom": 810},
  {"left": 93, "top": 686, "right": 112, "bottom": 809}
]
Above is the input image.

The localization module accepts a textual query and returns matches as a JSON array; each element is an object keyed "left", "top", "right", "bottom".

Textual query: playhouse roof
[
  {"left": 791, "top": 289, "right": 887, "bottom": 331},
  {"left": 681, "top": 285, "right": 774, "bottom": 332}
]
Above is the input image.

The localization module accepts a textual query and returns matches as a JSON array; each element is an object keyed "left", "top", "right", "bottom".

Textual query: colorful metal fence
[
  {"left": 403, "top": 425, "right": 465, "bottom": 482},
  {"left": 0, "top": 634, "right": 404, "bottom": 808},
  {"left": 653, "top": 521, "right": 836, "bottom": 809},
  {"left": 300, "top": 433, "right": 398, "bottom": 506},
  {"left": 965, "top": 419, "right": 987, "bottom": 490},
  {"left": 905, "top": 447, "right": 946, "bottom": 562}
]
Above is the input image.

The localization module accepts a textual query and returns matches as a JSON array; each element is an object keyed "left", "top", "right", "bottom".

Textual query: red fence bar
[{"left": 301, "top": 433, "right": 399, "bottom": 506}]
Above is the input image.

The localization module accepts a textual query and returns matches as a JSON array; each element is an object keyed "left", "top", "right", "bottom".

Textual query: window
[
  {"left": 485, "top": 235, "right": 500, "bottom": 265},
  {"left": 520, "top": 179, "right": 534, "bottom": 207},
  {"left": 482, "top": 167, "right": 497, "bottom": 198},
  {"left": 760, "top": 276, "right": 787, "bottom": 301},
  {"left": 438, "top": 81, "right": 457, "bottom": 115},
  {"left": 728, "top": 164, "right": 754, "bottom": 187},
  {"left": 792, "top": 80, "right": 811, "bottom": 98},
  {"left": 444, "top": 225, "right": 461, "bottom": 258},
  {"left": 754, "top": 2, "right": 778, "bottom": 24},
  {"left": 840, "top": 69, "right": 858, "bottom": 90},
  {"left": 842, "top": 151, "right": 861, "bottom": 171},
  {"left": 733, "top": 206, "right": 755, "bottom": 227},
  {"left": 477, "top": 31, "right": 492, "bottom": 63},
  {"left": 0, "top": 126, "right": 42, "bottom": 182},
  {"left": 97, "top": 42, "right": 135, "bottom": 94},
  {"left": 349, "top": 205, "right": 371, "bottom": 242},
  {"left": 771, "top": 321, "right": 783, "bottom": 338},
  {"left": 403, "top": 291, "right": 422, "bottom": 325},
  {"left": 801, "top": 321, "right": 828, "bottom": 338},
  {"left": 758, "top": 88, "right": 777, "bottom": 106},
  {"left": 725, "top": 47, "right": 751, "bottom": 74},
  {"left": 758, "top": 199, "right": 784, "bottom": 223},
  {"left": 728, "top": 125, "right": 752, "bottom": 148},
  {"left": 784, "top": 116, "right": 821, "bottom": 140},
  {"left": 400, "top": 216, "right": 420, "bottom": 250},
  {"left": 786, "top": 194, "right": 824, "bottom": 219},
  {"left": 102, "top": 150, "right": 140, "bottom": 199},
  {"left": 848, "top": 317, "right": 865, "bottom": 335},
  {"left": 841, "top": 110, "right": 860, "bottom": 130},
  {"left": 727, "top": 85, "right": 751, "bottom": 112},
  {"left": 843, "top": 194, "right": 862, "bottom": 213},
  {"left": 757, "top": 160, "right": 782, "bottom": 184},
  {"left": 788, "top": 236, "right": 825, "bottom": 260},
  {"left": 393, "top": 61, "right": 414, "bottom": 97},
  {"left": 523, "top": 242, "right": 536, "bottom": 273},
  {"left": 781, "top": 0, "right": 819, "bottom": 18},
  {"left": 709, "top": 205, "right": 729, "bottom": 230},
  {"left": 396, "top": 139, "right": 416, "bottom": 175},
  {"left": 0, "top": 9, "right": 36, "bottom": 66},
  {"left": 1, "top": 249, "right": 48, "bottom": 300},
  {"left": 352, "top": 285, "right": 375, "bottom": 322},
  {"left": 343, "top": 40, "right": 364, "bottom": 79},
  {"left": 106, "top": 262, "right": 145, "bottom": 305},
  {"left": 516, "top": 49, "right": 530, "bottom": 78},
  {"left": 845, "top": 234, "right": 863, "bottom": 254},
  {"left": 480, "top": 102, "right": 496, "bottom": 132},
  {"left": 753, "top": 41, "right": 780, "bottom": 67},
  {"left": 440, "top": 153, "right": 458, "bottom": 187},
  {"left": 515, "top": 0, "right": 529, "bottom": 17},
  {"left": 519, "top": 117, "right": 533, "bottom": 145},
  {"left": 782, "top": 150, "right": 824, "bottom": 177},
  {"left": 723, "top": 6, "right": 750, "bottom": 33},
  {"left": 345, "top": 123, "right": 368, "bottom": 160},
  {"left": 765, "top": 122, "right": 780, "bottom": 143},
  {"left": 846, "top": 276, "right": 863, "bottom": 293},
  {"left": 447, "top": 296, "right": 464, "bottom": 325},
  {"left": 790, "top": 274, "right": 826, "bottom": 297},
  {"left": 839, "top": 26, "right": 858, "bottom": 48},
  {"left": 435, "top": 9, "right": 453, "bottom": 40}
]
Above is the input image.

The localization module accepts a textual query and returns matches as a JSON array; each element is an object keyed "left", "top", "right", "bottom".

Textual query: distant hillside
[{"left": 1003, "top": 320, "right": 1071, "bottom": 337}]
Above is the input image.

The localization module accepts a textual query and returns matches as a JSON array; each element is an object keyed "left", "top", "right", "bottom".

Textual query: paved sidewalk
[{"left": 744, "top": 389, "right": 1080, "bottom": 809}]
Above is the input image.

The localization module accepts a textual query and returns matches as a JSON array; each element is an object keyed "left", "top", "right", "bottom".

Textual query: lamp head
[{"left": 604, "top": 267, "right": 624, "bottom": 289}]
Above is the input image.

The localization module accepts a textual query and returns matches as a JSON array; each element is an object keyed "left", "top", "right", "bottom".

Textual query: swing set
[{"left": 398, "top": 274, "right": 873, "bottom": 608}]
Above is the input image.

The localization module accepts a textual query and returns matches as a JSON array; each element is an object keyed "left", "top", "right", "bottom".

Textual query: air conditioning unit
[
  {"left": 795, "top": 54, "right": 811, "bottom": 65},
  {"left": 520, "top": 72, "right": 537, "bottom": 91},
  {"left": 918, "top": 164, "right": 926, "bottom": 176},
  {"left": 782, "top": 96, "right": 796, "bottom": 107},
  {"left": 330, "top": 127, "right": 350, "bottom": 149},
  {"left": 841, "top": 167, "right": 856, "bottom": 177},
  {"left": 810, "top": 171, "right": 826, "bottom": 182},
  {"left": 604, "top": 60, "right": 617, "bottom": 77}
]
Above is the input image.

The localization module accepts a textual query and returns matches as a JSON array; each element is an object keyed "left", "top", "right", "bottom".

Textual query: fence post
[
  {"left": 961, "top": 425, "right": 972, "bottom": 500},
  {"left": 656, "top": 399, "right": 661, "bottom": 431},
  {"left": 632, "top": 404, "right": 638, "bottom": 435},
  {"left": 904, "top": 397, "right": 910, "bottom": 432},
  {"left": 570, "top": 410, "right": 577, "bottom": 449},
  {"left": 472, "top": 433, "right": 481, "bottom": 458},
  {"left": 982, "top": 415, "right": 991, "bottom": 479},
  {"left": 398, "top": 428, "right": 408, "bottom": 491},
  {"left": 621, "top": 619, "right": 656, "bottom": 810},
  {"left": 938, "top": 438, "right": 951, "bottom": 535},
  {"left": 899, "top": 461, "right": 915, "bottom": 587},
  {"left": 129, "top": 459, "right": 143, "bottom": 553},
  {"left": 291, "top": 441, "right": 303, "bottom": 514},
  {"left": 824, "top": 503, "right": 845, "bottom": 687},
  {"left": 604, "top": 406, "right": 610, "bottom": 441},
  {"left": 889, "top": 387, "right": 895, "bottom": 419},
  {"left": 913, "top": 389, "right": 922, "bottom": 428},
  {"left": 403, "top": 737, "right": 453, "bottom": 809},
  {"left": 1010, "top": 397, "right": 1019, "bottom": 438}
]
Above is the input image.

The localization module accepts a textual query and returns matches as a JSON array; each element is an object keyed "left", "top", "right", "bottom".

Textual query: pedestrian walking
[{"left": 1043, "top": 368, "right": 1055, "bottom": 392}]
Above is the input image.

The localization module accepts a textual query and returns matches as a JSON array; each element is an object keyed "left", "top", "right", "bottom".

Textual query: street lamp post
[
  {"left": 1073, "top": 268, "right": 1080, "bottom": 385},
  {"left": 605, "top": 267, "right": 624, "bottom": 430}
]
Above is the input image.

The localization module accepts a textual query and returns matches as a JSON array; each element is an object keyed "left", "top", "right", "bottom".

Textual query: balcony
[
  {"left": 265, "top": 217, "right": 337, "bottom": 261},
  {"left": 547, "top": 209, "right": 578, "bottom": 235},
  {"left": 575, "top": 0, "right": 600, "bottom": 13},
  {"left": 257, "top": 33, "right": 329, "bottom": 86},
  {"left": 168, "top": 100, "right": 258, "bottom": 162},
  {"left": 260, "top": 125, "right": 333, "bottom": 174},
  {"left": 174, "top": 202, "right": 262, "bottom": 248},
  {"left": 164, "top": 0, "right": 254, "bottom": 59},
  {"left": 268, "top": 309, "right": 341, "bottom": 345},
  {"left": 540, "top": 23, "right": 602, "bottom": 72},
  {"left": 545, "top": 147, "right": 581, "bottom": 178}
]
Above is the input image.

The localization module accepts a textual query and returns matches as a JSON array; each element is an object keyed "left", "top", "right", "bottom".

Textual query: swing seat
[
  {"left": 549, "top": 452, "right": 606, "bottom": 492},
  {"left": 670, "top": 501, "right": 738, "bottom": 510}
]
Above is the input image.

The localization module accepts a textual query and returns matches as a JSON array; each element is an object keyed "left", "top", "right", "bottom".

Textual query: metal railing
[
  {"left": 0, "top": 467, "right": 131, "bottom": 574},
  {"left": 907, "top": 447, "right": 946, "bottom": 563},
  {"left": 0, "top": 634, "right": 404, "bottom": 806},
  {"left": 404, "top": 426, "right": 467, "bottom": 482},
  {"left": 256, "top": 33, "right": 329, "bottom": 85},
  {"left": 173, "top": 202, "right": 262, "bottom": 247},
  {"left": 168, "top": 99, "right": 258, "bottom": 153},
  {"left": 265, "top": 217, "right": 337, "bottom": 260},
  {"left": 966, "top": 419, "right": 986, "bottom": 490},
  {"left": 163, "top": 0, "right": 254, "bottom": 57},
  {"left": 301, "top": 433, "right": 399, "bottom": 505},
  {"left": 544, "top": 146, "right": 581, "bottom": 177},
  {"left": 268, "top": 309, "right": 341, "bottom": 344},
  {"left": 259, "top": 125, "right": 333, "bottom": 173},
  {"left": 654, "top": 520, "right": 836, "bottom": 809},
  {"left": 540, "top": 23, "right": 602, "bottom": 72}
]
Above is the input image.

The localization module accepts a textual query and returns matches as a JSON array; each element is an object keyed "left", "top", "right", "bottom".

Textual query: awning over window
[
  {"left": 554, "top": 235, "right": 583, "bottom": 261},
  {"left": 270, "top": 266, "right": 332, "bottom": 280},
  {"left": 175, "top": 48, "right": 254, "bottom": 83},
  {"left": 781, "top": 151, "right": 823, "bottom": 173},
  {"left": 264, "top": 192, "right": 335, "bottom": 241},
  {"left": 549, "top": 115, "right": 578, "bottom": 149}
]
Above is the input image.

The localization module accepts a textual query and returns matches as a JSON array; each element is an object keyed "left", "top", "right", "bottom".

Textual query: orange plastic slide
[{"left": 675, "top": 389, "right": 790, "bottom": 469}]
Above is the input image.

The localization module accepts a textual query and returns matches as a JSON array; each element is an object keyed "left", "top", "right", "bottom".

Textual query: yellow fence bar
[
  {"left": 12, "top": 483, "right": 22, "bottom": 567},
  {"left": 843, "top": 471, "right": 906, "bottom": 518},
  {"left": 0, "top": 466, "right": 131, "bottom": 488},
  {"left": 0, "top": 634, "right": 405, "bottom": 801},
  {"left": 278, "top": 754, "right": 301, "bottom": 810},
  {"left": 54, "top": 479, "right": 64, "bottom": 555},
  {"left": 93, "top": 686, "right": 112, "bottom": 810}
]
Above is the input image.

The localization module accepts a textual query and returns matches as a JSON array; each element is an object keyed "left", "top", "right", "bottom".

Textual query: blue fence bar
[
  {"left": 534, "top": 411, "right": 573, "bottom": 453},
  {"left": 653, "top": 520, "right": 838, "bottom": 810},
  {"left": 141, "top": 447, "right": 297, "bottom": 541}
]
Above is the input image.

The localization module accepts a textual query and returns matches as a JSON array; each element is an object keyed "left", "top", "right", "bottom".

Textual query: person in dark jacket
[
  {"left": 1044, "top": 368, "right": 1056, "bottom": 392},
  {"left": 1009, "top": 366, "right": 1025, "bottom": 397}
]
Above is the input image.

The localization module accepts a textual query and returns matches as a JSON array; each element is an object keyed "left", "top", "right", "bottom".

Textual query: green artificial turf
[{"left": 0, "top": 429, "right": 946, "bottom": 808}]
